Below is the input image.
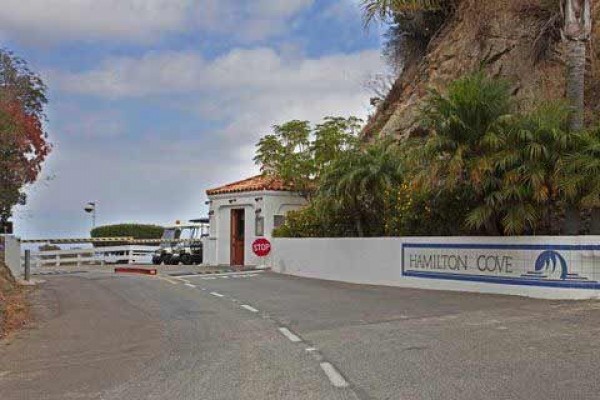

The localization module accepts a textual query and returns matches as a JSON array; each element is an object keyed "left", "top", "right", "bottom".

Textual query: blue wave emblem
[
  {"left": 522, "top": 250, "right": 592, "bottom": 282},
  {"left": 534, "top": 250, "right": 568, "bottom": 280}
]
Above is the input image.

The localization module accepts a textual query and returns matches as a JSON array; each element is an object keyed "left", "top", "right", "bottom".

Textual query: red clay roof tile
[{"left": 206, "top": 175, "right": 294, "bottom": 196}]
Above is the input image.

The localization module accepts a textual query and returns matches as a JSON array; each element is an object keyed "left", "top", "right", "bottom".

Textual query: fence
[
  {"left": 270, "top": 236, "right": 600, "bottom": 300},
  {"left": 23, "top": 245, "right": 158, "bottom": 269}
]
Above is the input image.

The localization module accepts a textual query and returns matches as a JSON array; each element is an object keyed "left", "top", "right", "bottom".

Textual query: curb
[{"left": 115, "top": 267, "right": 157, "bottom": 275}]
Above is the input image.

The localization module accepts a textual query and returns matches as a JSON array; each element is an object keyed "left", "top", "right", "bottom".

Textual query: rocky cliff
[{"left": 363, "top": 0, "right": 600, "bottom": 140}]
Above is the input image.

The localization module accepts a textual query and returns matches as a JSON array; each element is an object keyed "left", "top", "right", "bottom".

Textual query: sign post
[{"left": 252, "top": 238, "right": 271, "bottom": 270}]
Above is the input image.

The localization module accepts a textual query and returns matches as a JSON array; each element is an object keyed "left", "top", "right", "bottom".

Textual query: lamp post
[{"left": 84, "top": 202, "right": 97, "bottom": 229}]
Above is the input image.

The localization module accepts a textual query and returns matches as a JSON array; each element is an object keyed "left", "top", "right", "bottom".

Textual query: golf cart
[{"left": 152, "top": 220, "right": 209, "bottom": 265}]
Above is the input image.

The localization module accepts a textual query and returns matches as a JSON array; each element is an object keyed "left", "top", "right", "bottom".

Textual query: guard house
[{"left": 204, "top": 175, "right": 307, "bottom": 267}]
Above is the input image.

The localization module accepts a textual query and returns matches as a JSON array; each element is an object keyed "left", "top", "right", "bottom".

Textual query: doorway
[{"left": 230, "top": 209, "right": 245, "bottom": 266}]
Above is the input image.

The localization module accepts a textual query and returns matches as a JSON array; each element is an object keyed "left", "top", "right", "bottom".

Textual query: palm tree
[
  {"left": 468, "top": 103, "right": 578, "bottom": 235},
  {"left": 319, "top": 141, "right": 403, "bottom": 236},
  {"left": 361, "top": 0, "right": 449, "bottom": 25},
  {"left": 410, "top": 72, "right": 513, "bottom": 190},
  {"left": 562, "top": 0, "right": 592, "bottom": 132},
  {"left": 561, "top": 129, "right": 600, "bottom": 208}
]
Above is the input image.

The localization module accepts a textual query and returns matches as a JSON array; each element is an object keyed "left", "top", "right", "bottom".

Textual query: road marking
[
  {"left": 184, "top": 283, "right": 196, "bottom": 288},
  {"left": 320, "top": 362, "right": 349, "bottom": 388},
  {"left": 241, "top": 305, "right": 259, "bottom": 313},
  {"left": 220, "top": 276, "right": 230, "bottom": 279},
  {"left": 278, "top": 327, "right": 302, "bottom": 343},
  {"left": 202, "top": 277, "right": 217, "bottom": 280},
  {"left": 159, "top": 277, "right": 179, "bottom": 285},
  {"left": 305, "top": 347, "right": 317, "bottom": 352},
  {"left": 173, "top": 270, "right": 264, "bottom": 278},
  {"left": 210, "top": 291, "right": 224, "bottom": 298}
]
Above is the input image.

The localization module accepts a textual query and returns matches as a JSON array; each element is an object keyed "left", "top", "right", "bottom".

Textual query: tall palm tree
[{"left": 562, "top": 0, "right": 592, "bottom": 132}]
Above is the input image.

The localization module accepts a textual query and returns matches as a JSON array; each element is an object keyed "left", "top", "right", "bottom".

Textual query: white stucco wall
[
  {"left": 1, "top": 235, "right": 21, "bottom": 279},
  {"left": 206, "top": 191, "right": 306, "bottom": 266},
  {"left": 271, "top": 236, "right": 600, "bottom": 300}
]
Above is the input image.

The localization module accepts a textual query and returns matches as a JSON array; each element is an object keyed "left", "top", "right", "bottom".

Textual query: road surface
[{"left": 1, "top": 270, "right": 599, "bottom": 399}]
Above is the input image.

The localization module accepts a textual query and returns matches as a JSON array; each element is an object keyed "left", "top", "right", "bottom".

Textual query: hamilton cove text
[{"left": 407, "top": 253, "right": 514, "bottom": 274}]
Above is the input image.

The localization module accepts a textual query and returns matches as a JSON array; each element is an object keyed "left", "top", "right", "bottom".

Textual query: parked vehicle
[
  {"left": 152, "top": 225, "right": 181, "bottom": 265},
  {"left": 152, "top": 221, "right": 209, "bottom": 265}
]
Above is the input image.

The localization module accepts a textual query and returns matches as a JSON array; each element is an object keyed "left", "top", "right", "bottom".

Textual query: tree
[
  {"left": 468, "top": 103, "right": 579, "bottom": 235},
  {"left": 253, "top": 116, "right": 361, "bottom": 196},
  {"left": 319, "top": 140, "right": 403, "bottom": 236},
  {"left": 561, "top": 128, "right": 600, "bottom": 208},
  {"left": 411, "top": 72, "right": 586, "bottom": 235},
  {"left": 411, "top": 72, "right": 513, "bottom": 196},
  {"left": 361, "top": 0, "right": 450, "bottom": 25},
  {"left": 0, "top": 50, "right": 50, "bottom": 225},
  {"left": 562, "top": 0, "right": 592, "bottom": 132}
]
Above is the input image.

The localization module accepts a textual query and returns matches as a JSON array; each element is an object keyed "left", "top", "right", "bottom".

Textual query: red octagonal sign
[{"left": 252, "top": 238, "right": 271, "bottom": 257}]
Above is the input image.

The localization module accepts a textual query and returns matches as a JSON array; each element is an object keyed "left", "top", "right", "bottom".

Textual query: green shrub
[
  {"left": 273, "top": 199, "right": 356, "bottom": 238},
  {"left": 91, "top": 224, "right": 164, "bottom": 241}
]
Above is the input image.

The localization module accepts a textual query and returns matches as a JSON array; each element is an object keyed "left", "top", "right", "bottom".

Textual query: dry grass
[{"left": 0, "top": 262, "right": 30, "bottom": 339}]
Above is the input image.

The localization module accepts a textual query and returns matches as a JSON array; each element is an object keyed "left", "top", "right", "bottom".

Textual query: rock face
[{"left": 362, "top": 0, "right": 600, "bottom": 140}]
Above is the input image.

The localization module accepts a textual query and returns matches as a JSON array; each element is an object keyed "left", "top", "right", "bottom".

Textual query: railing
[{"left": 22, "top": 245, "right": 158, "bottom": 269}]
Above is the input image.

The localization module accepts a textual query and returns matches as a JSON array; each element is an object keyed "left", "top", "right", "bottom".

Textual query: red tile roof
[{"left": 206, "top": 175, "right": 295, "bottom": 196}]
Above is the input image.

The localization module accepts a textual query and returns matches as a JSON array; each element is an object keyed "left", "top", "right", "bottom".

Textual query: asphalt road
[{"left": 1, "top": 270, "right": 599, "bottom": 399}]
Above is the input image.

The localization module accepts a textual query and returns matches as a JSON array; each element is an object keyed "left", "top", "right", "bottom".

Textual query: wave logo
[
  {"left": 522, "top": 250, "right": 591, "bottom": 283},
  {"left": 534, "top": 250, "right": 568, "bottom": 280}
]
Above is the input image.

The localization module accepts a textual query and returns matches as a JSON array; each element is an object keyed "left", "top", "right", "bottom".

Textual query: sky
[{"left": 2, "top": 0, "right": 385, "bottom": 238}]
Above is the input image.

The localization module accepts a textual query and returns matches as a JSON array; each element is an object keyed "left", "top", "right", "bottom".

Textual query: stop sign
[{"left": 252, "top": 238, "right": 271, "bottom": 257}]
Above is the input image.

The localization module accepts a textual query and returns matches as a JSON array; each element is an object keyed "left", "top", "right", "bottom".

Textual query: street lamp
[{"left": 84, "top": 202, "right": 97, "bottom": 229}]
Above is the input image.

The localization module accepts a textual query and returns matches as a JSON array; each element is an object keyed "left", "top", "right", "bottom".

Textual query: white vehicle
[{"left": 152, "top": 220, "right": 209, "bottom": 265}]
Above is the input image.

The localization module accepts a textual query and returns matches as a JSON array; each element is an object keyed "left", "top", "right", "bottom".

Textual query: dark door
[{"left": 230, "top": 209, "right": 245, "bottom": 266}]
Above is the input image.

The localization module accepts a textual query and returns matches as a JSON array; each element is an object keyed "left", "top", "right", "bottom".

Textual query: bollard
[{"left": 24, "top": 249, "right": 31, "bottom": 281}]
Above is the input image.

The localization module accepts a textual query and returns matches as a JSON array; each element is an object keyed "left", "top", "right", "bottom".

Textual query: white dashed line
[
  {"left": 320, "top": 362, "right": 349, "bottom": 388},
  {"left": 210, "top": 291, "right": 224, "bottom": 298},
  {"left": 220, "top": 276, "right": 230, "bottom": 279},
  {"left": 241, "top": 305, "right": 259, "bottom": 313},
  {"left": 305, "top": 347, "right": 317, "bottom": 352},
  {"left": 202, "top": 277, "right": 217, "bottom": 280},
  {"left": 184, "top": 283, "right": 196, "bottom": 288},
  {"left": 159, "top": 277, "right": 179, "bottom": 285},
  {"left": 278, "top": 327, "right": 302, "bottom": 343},
  {"left": 174, "top": 270, "right": 264, "bottom": 278}
]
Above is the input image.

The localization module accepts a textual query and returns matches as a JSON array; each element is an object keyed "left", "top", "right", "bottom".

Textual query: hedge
[{"left": 90, "top": 224, "right": 164, "bottom": 241}]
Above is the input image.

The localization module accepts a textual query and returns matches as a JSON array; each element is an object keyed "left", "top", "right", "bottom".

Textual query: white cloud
[
  {"left": 16, "top": 46, "right": 384, "bottom": 237},
  {"left": 0, "top": 0, "right": 314, "bottom": 44},
  {"left": 54, "top": 46, "right": 383, "bottom": 138},
  {"left": 56, "top": 47, "right": 381, "bottom": 100}
]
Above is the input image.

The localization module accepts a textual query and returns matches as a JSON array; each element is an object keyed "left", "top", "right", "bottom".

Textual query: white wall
[
  {"left": 271, "top": 236, "right": 600, "bottom": 300},
  {"left": 207, "top": 191, "right": 306, "bottom": 266},
  {"left": 1, "top": 235, "right": 21, "bottom": 279}
]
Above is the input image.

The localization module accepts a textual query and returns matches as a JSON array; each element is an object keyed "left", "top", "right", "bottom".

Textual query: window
[
  {"left": 274, "top": 215, "right": 286, "bottom": 229},
  {"left": 255, "top": 216, "right": 264, "bottom": 236}
]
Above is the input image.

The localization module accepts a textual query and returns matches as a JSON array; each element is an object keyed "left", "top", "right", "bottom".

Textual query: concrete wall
[
  {"left": 271, "top": 236, "right": 600, "bottom": 300},
  {"left": 1, "top": 235, "right": 21, "bottom": 279},
  {"left": 207, "top": 191, "right": 306, "bottom": 266}
]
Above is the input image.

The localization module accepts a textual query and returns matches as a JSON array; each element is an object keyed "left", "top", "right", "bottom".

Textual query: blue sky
[{"left": 1, "top": 0, "right": 385, "bottom": 238}]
